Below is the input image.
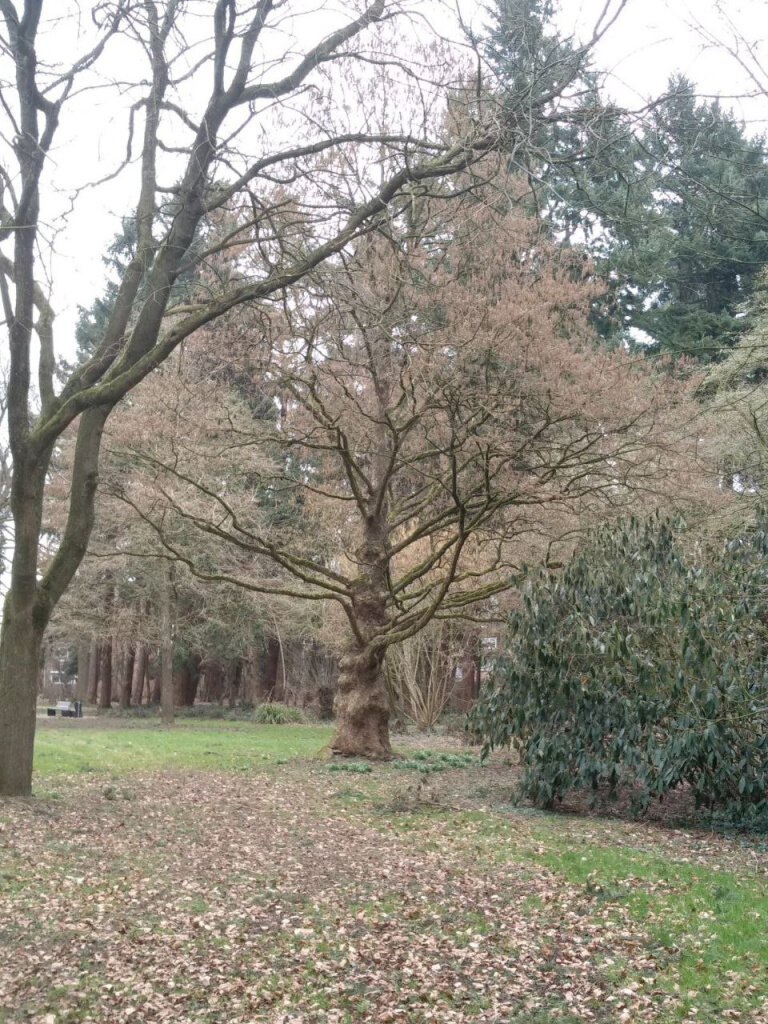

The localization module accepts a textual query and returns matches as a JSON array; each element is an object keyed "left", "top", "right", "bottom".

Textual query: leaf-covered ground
[{"left": 1, "top": 725, "right": 768, "bottom": 1023}]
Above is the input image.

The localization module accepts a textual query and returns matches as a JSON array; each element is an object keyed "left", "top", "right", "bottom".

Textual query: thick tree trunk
[
  {"left": 331, "top": 643, "right": 392, "bottom": 759},
  {"left": 0, "top": 458, "right": 51, "bottom": 795},
  {"left": 0, "top": 603, "right": 45, "bottom": 795},
  {"left": 131, "top": 645, "right": 148, "bottom": 705},
  {"left": 331, "top": 512, "right": 393, "bottom": 759}
]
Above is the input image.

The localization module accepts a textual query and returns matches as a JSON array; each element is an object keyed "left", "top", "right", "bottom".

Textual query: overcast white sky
[
  {"left": 37, "top": 0, "right": 768, "bottom": 354},
  {"left": 561, "top": 0, "right": 768, "bottom": 120}
]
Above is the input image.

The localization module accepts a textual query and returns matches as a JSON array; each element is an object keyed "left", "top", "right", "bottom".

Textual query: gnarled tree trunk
[
  {"left": 332, "top": 642, "right": 391, "bottom": 759},
  {"left": 331, "top": 517, "right": 393, "bottom": 759}
]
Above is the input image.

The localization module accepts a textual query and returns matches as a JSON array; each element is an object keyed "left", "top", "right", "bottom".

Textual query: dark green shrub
[{"left": 470, "top": 515, "right": 768, "bottom": 821}]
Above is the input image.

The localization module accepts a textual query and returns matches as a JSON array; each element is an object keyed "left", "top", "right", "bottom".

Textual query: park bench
[{"left": 46, "top": 700, "right": 83, "bottom": 718}]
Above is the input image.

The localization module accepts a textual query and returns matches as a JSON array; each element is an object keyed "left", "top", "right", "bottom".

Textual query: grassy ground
[
  {"left": 33, "top": 717, "right": 333, "bottom": 778},
  {"left": 1, "top": 721, "right": 767, "bottom": 1023}
]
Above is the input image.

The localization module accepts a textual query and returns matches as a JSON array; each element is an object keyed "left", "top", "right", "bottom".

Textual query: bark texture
[
  {"left": 119, "top": 647, "right": 135, "bottom": 708},
  {"left": 160, "top": 566, "right": 174, "bottom": 726},
  {"left": 87, "top": 642, "right": 100, "bottom": 704},
  {"left": 130, "top": 645, "right": 147, "bottom": 705},
  {"left": 0, "top": 605, "right": 45, "bottom": 795},
  {"left": 0, "top": 459, "right": 49, "bottom": 795},
  {"left": 75, "top": 644, "right": 90, "bottom": 701},
  {"left": 331, "top": 519, "right": 393, "bottom": 759},
  {"left": 98, "top": 641, "right": 113, "bottom": 709},
  {"left": 331, "top": 644, "right": 392, "bottom": 759}
]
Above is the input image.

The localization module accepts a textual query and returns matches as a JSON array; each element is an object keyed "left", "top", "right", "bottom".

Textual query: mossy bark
[{"left": 0, "top": 603, "right": 45, "bottom": 796}]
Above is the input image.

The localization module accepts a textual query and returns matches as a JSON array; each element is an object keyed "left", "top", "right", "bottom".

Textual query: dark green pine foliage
[
  {"left": 486, "top": 0, "right": 768, "bottom": 360},
  {"left": 74, "top": 217, "right": 138, "bottom": 364},
  {"left": 470, "top": 515, "right": 768, "bottom": 824},
  {"left": 609, "top": 79, "right": 768, "bottom": 360},
  {"left": 485, "top": 0, "right": 596, "bottom": 228},
  {"left": 74, "top": 208, "right": 207, "bottom": 364}
]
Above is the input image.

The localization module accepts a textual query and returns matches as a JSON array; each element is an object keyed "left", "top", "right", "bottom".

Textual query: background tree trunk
[
  {"left": 75, "top": 643, "right": 90, "bottom": 701},
  {"left": 131, "top": 645, "right": 147, "bottom": 705},
  {"left": 261, "top": 637, "right": 281, "bottom": 701},
  {"left": 202, "top": 661, "right": 225, "bottom": 703},
  {"left": 98, "top": 641, "right": 113, "bottom": 709},
  {"left": 119, "top": 646, "right": 135, "bottom": 708},
  {"left": 174, "top": 655, "right": 201, "bottom": 706},
  {"left": 160, "top": 565, "right": 174, "bottom": 727},
  {"left": 87, "top": 642, "right": 100, "bottom": 704},
  {"left": 149, "top": 654, "right": 161, "bottom": 706},
  {"left": 459, "top": 637, "right": 480, "bottom": 711}
]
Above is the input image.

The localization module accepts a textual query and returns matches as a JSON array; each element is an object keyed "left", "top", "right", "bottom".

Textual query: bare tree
[
  {"left": 0, "top": 0, "right": 506, "bottom": 794},
  {"left": 0, "top": 371, "right": 12, "bottom": 588},
  {"left": 114, "top": 195, "right": 710, "bottom": 758}
]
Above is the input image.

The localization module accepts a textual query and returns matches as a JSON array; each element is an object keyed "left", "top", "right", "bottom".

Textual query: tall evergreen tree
[{"left": 486, "top": 2, "right": 768, "bottom": 360}]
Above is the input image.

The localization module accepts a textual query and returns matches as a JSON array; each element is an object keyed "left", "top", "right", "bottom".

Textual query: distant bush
[
  {"left": 252, "top": 702, "right": 305, "bottom": 725},
  {"left": 470, "top": 515, "right": 768, "bottom": 824}
]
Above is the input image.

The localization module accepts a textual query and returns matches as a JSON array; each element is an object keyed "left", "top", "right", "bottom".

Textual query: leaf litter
[{"left": 0, "top": 761, "right": 766, "bottom": 1023}]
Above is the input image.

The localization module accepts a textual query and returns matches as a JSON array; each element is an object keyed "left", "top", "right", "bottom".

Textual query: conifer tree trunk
[
  {"left": 119, "top": 647, "right": 135, "bottom": 708},
  {"left": 76, "top": 644, "right": 90, "bottom": 701},
  {"left": 160, "top": 565, "right": 174, "bottom": 727},
  {"left": 98, "top": 642, "right": 113, "bottom": 709},
  {"left": 131, "top": 645, "right": 147, "bottom": 705},
  {"left": 87, "top": 643, "right": 100, "bottom": 704}
]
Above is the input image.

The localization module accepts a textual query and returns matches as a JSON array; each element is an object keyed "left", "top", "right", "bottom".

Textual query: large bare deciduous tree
[
  {"left": 113, "top": 196, "right": 710, "bottom": 759},
  {"left": 0, "top": 0, "right": 506, "bottom": 795}
]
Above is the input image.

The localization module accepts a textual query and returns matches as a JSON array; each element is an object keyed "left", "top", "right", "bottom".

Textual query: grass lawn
[
  {"left": 33, "top": 718, "right": 333, "bottom": 778},
  {"left": 1, "top": 720, "right": 766, "bottom": 1023}
]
